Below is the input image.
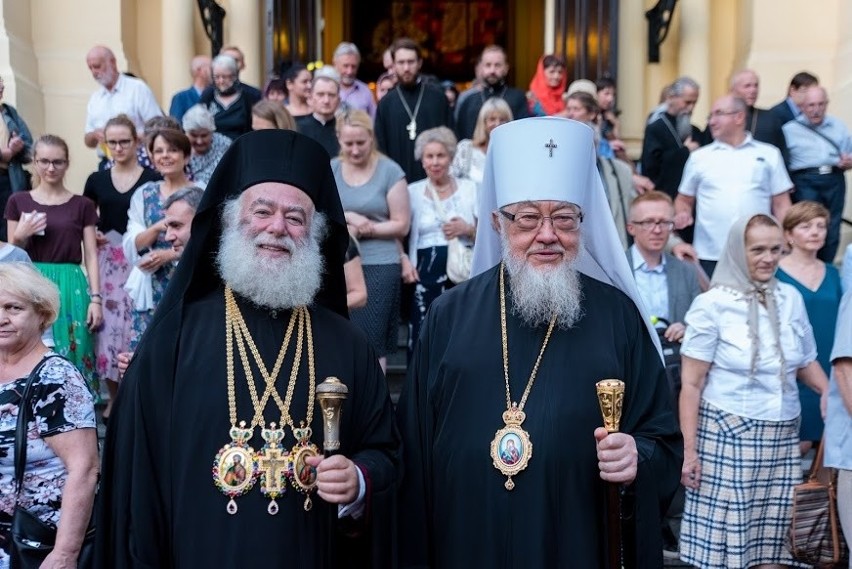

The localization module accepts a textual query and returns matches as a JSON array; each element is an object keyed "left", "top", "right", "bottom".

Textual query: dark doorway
[
  {"left": 554, "top": 0, "right": 619, "bottom": 82},
  {"left": 270, "top": 0, "right": 319, "bottom": 75},
  {"left": 349, "top": 0, "right": 512, "bottom": 85}
]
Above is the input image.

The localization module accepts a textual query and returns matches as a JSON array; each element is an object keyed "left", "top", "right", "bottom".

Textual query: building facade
[{"left": 1, "top": 0, "right": 851, "bottom": 250}]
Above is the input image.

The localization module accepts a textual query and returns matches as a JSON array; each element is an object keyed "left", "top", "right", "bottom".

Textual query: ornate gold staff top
[
  {"left": 316, "top": 376, "right": 349, "bottom": 453},
  {"left": 596, "top": 378, "right": 625, "bottom": 569},
  {"left": 596, "top": 379, "right": 625, "bottom": 433}
]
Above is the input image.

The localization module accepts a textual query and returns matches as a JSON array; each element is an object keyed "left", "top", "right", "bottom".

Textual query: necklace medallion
[{"left": 212, "top": 421, "right": 258, "bottom": 515}]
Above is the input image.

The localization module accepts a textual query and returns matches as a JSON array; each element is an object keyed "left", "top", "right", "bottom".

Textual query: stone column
[
  {"left": 678, "top": 0, "right": 710, "bottom": 124},
  {"left": 227, "top": 0, "right": 262, "bottom": 88},
  {"left": 161, "top": 0, "right": 195, "bottom": 109}
]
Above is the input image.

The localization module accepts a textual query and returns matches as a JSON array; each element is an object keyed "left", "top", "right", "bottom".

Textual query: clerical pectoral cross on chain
[
  {"left": 406, "top": 120, "right": 417, "bottom": 141},
  {"left": 257, "top": 446, "right": 289, "bottom": 493}
]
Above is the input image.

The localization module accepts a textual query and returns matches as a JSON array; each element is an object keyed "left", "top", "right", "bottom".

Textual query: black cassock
[
  {"left": 398, "top": 266, "right": 683, "bottom": 568},
  {"left": 374, "top": 81, "right": 453, "bottom": 183},
  {"left": 97, "top": 288, "right": 398, "bottom": 568}
]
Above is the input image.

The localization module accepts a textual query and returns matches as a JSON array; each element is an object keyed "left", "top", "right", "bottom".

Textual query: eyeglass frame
[
  {"left": 105, "top": 138, "right": 134, "bottom": 149},
  {"left": 629, "top": 219, "right": 675, "bottom": 231},
  {"left": 498, "top": 209, "right": 584, "bottom": 232},
  {"left": 35, "top": 158, "right": 68, "bottom": 169}
]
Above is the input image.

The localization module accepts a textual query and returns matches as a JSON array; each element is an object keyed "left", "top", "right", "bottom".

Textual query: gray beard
[
  {"left": 500, "top": 231, "right": 584, "bottom": 330},
  {"left": 216, "top": 200, "right": 326, "bottom": 310},
  {"left": 675, "top": 113, "right": 693, "bottom": 141}
]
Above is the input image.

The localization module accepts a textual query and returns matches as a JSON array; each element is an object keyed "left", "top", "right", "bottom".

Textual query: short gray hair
[
  {"left": 414, "top": 126, "right": 457, "bottom": 160},
  {"left": 212, "top": 54, "right": 238, "bottom": 75},
  {"left": 670, "top": 76, "right": 699, "bottom": 97},
  {"left": 164, "top": 186, "right": 205, "bottom": 212},
  {"left": 0, "top": 263, "right": 60, "bottom": 332},
  {"left": 333, "top": 42, "right": 360, "bottom": 61},
  {"left": 313, "top": 67, "right": 341, "bottom": 89},
  {"left": 182, "top": 104, "right": 216, "bottom": 132}
]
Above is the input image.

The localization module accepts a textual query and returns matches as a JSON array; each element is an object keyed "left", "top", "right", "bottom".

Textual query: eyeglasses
[
  {"left": 630, "top": 219, "right": 675, "bottom": 231},
  {"left": 499, "top": 209, "right": 583, "bottom": 232},
  {"left": 105, "top": 139, "right": 134, "bottom": 148},
  {"left": 213, "top": 74, "right": 235, "bottom": 81},
  {"left": 35, "top": 158, "right": 68, "bottom": 169}
]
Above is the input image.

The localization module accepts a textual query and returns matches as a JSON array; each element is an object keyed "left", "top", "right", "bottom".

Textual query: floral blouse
[{"left": 0, "top": 354, "right": 96, "bottom": 527}]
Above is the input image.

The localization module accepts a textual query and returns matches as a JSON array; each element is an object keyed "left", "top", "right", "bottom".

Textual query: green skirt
[{"left": 34, "top": 262, "right": 99, "bottom": 399}]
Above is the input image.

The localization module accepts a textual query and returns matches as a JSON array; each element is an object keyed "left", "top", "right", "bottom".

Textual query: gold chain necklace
[
  {"left": 490, "top": 263, "right": 556, "bottom": 490},
  {"left": 213, "top": 288, "right": 321, "bottom": 515}
]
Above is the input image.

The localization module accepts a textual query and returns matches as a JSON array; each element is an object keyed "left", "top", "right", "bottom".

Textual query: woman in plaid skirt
[{"left": 678, "top": 213, "right": 830, "bottom": 569}]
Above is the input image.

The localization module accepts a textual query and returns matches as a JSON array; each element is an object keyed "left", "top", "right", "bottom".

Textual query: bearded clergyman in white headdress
[{"left": 397, "top": 117, "right": 683, "bottom": 568}]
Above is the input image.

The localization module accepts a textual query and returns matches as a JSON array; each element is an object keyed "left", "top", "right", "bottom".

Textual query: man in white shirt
[
  {"left": 674, "top": 95, "right": 792, "bottom": 276},
  {"left": 84, "top": 45, "right": 163, "bottom": 168}
]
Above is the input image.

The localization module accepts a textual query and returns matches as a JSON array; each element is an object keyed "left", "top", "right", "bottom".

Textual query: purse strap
[
  {"left": 14, "top": 355, "right": 58, "bottom": 498},
  {"left": 807, "top": 436, "right": 827, "bottom": 483},
  {"left": 427, "top": 183, "right": 450, "bottom": 223}
]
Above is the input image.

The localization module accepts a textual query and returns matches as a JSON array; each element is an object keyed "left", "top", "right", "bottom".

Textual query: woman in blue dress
[{"left": 777, "top": 201, "right": 843, "bottom": 454}]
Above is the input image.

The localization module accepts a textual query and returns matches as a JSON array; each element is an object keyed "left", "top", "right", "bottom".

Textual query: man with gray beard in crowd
[
  {"left": 397, "top": 117, "right": 682, "bottom": 568},
  {"left": 641, "top": 76, "right": 703, "bottom": 201},
  {"left": 97, "top": 130, "right": 398, "bottom": 568}
]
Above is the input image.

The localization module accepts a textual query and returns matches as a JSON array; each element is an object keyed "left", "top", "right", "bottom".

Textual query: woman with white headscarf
[{"left": 678, "top": 213, "right": 829, "bottom": 569}]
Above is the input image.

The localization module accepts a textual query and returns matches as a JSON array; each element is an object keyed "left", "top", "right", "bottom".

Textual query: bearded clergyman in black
[{"left": 96, "top": 130, "right": 398, "bottom": 568}]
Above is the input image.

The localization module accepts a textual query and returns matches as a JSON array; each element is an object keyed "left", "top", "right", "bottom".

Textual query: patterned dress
[
  {"left": 0, "top": 354, "right": 97, "bottom": 567},
  {"left": 126, "top": 182, "right": 176, "bottom": 350}
]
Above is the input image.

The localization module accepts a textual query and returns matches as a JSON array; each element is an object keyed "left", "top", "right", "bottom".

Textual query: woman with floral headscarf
[{"left": 678, "top": 213, "right": 829, "bottom": 569}]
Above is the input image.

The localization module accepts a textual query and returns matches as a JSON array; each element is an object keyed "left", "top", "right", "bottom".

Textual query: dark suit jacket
[
  {"left": 640, "top": 113, "right": 702, "bottom": 199},
  {"left": 628, "top": 249, "right": 701, "bottom": 324},
  {"left": 770, "top": 98, "right": 797, "bottom": 126}
]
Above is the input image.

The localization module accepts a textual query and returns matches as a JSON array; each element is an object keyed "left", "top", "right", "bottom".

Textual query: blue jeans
[{"left": 792, "top": 171, "right": 846, "bottom": 262}]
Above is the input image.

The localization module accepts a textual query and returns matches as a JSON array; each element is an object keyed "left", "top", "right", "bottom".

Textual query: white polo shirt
[
  {"left": 85, "top": 73, "right": 163, "bottom": 139},
  {"left": 678, "top": 134, "right": 792, "bottom": 261}
]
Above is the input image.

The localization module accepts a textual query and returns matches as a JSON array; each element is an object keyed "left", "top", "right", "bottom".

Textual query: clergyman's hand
[
  {"left": 305, "top": 454, "right": 360, "bottom": 504},
  {"left": 594, "top": 428, "right": 637, "bottom": 484}
]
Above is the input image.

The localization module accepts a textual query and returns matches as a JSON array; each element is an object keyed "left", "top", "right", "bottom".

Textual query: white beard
[
  {"left": 676, "top": 112, "right": 693, "bottom": 141},
  {"left": 500, "top": 230, "right": 584, "bottom": 330},
  {"left": 216, "top": 200, "right": 326, "bottom": 310}
]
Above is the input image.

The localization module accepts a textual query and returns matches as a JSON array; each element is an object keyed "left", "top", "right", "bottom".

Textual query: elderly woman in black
[
  {"left": 0, "top": 263, "right": 98, "bottom": 568},
  {"left": 199, "top": 54, "right": 262, "bottom": 141}
]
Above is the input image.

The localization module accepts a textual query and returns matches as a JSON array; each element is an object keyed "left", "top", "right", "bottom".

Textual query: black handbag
[{"left": 10, "top": 355, "right": 95, "bottom": 569}]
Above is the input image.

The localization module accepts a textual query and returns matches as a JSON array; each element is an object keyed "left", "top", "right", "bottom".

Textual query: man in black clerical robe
[
  {"left": 398, "top": 117, "right": 683, "bottom": 568},
  {"left": 96, "top": 130, "right": 398, "bottom": 568},
  {"left": 374, "top": 38, "right": 452, "bottom": 182},
  {"left": 454, "top": 45, "right": 528, "bottom": 141}
]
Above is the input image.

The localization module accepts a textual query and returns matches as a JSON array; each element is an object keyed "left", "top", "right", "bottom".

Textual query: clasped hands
[{"left": 594, "top": 428, "right": 638, "bottom": 484}]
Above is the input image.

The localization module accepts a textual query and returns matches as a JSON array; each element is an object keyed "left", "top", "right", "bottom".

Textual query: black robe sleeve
[{"left": 94, "top": 304, "right": 180, "bottom": 568}]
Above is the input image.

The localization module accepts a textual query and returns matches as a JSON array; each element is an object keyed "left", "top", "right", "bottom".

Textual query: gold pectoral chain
[
  {"left": 213, "top": 288, "right": 320, "bottom": 515},
  {"left": 491, "top": 264, "right": 556, "bottom": 490}
]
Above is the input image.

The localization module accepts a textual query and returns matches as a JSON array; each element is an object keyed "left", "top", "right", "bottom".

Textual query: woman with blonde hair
[
  {"left": 0, "top": 263, "right": 98, "bottom": 568},
  {"left": 4, "top": 134, "right": 102, "bottom": 395},
  {"left": 451, "top": 97, "right": 512, "bottom": 185},
  {"left": 332, "top": 109, "right": 409, "bottom": 371},
  {"left": 251, "top": 99, "right": 297, "bottom": 131}
]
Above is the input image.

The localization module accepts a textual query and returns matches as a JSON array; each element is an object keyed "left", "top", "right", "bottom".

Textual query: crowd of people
[{"left": 0, "top": 34, "right": 849, "bottom": 569}]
